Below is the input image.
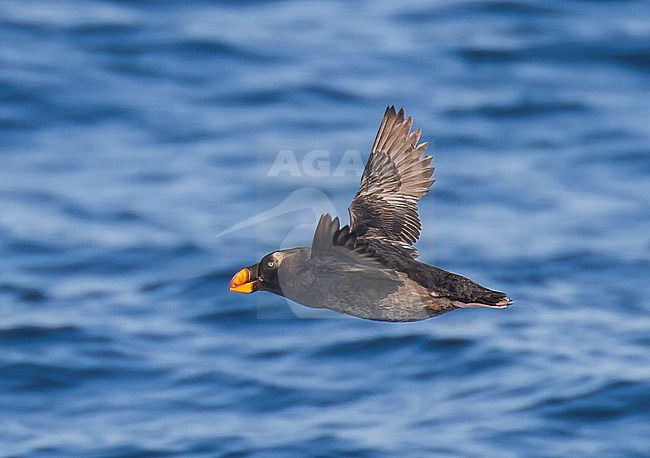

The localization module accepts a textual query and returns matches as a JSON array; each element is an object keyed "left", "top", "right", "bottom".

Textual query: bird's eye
[{"left": 267, "top": 260, "right": 275, "bottom": 268}]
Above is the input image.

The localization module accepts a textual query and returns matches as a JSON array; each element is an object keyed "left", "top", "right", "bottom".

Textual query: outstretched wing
[{"left": 348, "top": 106, "right": 434, "bottom": 258}]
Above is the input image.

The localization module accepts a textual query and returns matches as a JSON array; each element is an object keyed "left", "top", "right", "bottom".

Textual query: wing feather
[
  {"left": 310, "top": 214, "right": 397, "bottom": 275},
  {"left": 349, "top": 106, "right": 434, "bottom": 258}
]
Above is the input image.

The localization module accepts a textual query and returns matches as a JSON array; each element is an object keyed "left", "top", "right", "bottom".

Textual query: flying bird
[{"left": 229, "top": 106, "right": 512, "bottom": 322}]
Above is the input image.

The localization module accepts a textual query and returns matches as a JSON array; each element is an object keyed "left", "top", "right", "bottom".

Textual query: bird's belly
[
  {"left": 368, "top": 279, "right": 455, "bottom": 321},
  {"left": 286, "top": 272, "right": 455, "bottom": 322}
]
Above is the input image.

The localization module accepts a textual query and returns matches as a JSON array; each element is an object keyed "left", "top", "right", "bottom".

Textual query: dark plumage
[{"left": 230, "top": 106, "right": 512, "bottom": 322}]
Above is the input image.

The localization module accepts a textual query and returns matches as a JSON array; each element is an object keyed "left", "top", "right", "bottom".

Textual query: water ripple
[{"left": 1, "top": 0, "right": 648, "bottom": 456}]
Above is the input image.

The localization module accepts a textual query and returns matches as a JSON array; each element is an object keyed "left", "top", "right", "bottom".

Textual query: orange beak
[{"left": 229, "top": 265, "right": 260, "bottom": 294}]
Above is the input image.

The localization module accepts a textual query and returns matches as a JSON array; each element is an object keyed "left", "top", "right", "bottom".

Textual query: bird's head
[{"left": 229, "top": 250, "right": 301, "bottom": 296}]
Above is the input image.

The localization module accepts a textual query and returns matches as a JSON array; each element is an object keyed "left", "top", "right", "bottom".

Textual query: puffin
[{"left": 229, "top": 106, "right": 512, "bottom": 322}]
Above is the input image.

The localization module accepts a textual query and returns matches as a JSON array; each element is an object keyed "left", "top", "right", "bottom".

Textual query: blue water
[{"left": 1, "top": 1, "right": 649, "bottom": 456}]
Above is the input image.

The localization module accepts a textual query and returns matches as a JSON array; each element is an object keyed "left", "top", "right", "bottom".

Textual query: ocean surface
[{"left": 1, "top": 1, "right": 649, "bottom": 457}]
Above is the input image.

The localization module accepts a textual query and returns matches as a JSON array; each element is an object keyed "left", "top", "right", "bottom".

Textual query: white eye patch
[{"left": 271, "top": 252, "right": 287, "bottom": 265}]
